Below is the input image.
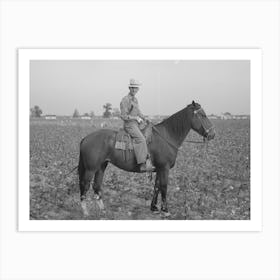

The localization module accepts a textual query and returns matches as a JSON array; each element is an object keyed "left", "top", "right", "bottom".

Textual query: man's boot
[{"left": 139, "top": 157, "right": 155, "bottom": 172}]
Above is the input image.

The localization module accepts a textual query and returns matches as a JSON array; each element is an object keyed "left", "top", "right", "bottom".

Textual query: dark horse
[{"left": 78, "top": 101, "right": 215, "bottom": 216}]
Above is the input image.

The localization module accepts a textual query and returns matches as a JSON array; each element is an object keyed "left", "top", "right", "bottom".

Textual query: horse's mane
[{"left": 156, "top": 104, "right": 193, "bottom": 139}]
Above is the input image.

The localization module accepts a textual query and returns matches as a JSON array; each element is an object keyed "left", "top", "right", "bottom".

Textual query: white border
[{"left": 18, "top": 48, "right": 262, "bottom": 231}]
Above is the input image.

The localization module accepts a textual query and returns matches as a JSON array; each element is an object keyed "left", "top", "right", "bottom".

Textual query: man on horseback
[{"left": 120, "top": 79, "right": 155, "bottom": 172}]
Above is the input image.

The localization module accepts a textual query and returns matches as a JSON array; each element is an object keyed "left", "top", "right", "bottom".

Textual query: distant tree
[
  {"left": 30, "top": 105, "right": 42, "bottom": 117},
  {"left": 103, "top": 103, "right": 112, "bottom": 118},
  {"left": 112, "top": 108, "right": 121, "bottom": 117},
  {"left": 90, "top": 111, "right": 95, "bottom": 118},
  {"left": 84, "top": 112, "right": 89, "bottom": 117},
  {"left": 73, "top": 109, "right": 80, "bottom": 118},
  {"left": 30, "top": 108, "right": 35, "bottom": 117}
]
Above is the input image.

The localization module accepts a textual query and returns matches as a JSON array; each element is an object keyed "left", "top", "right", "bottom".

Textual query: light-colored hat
[{"left": 128, "top": 78, "right": 142, "bottom": 88}]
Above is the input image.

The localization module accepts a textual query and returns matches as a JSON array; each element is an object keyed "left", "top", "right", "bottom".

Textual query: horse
[{"left": 78, "top": 101, "right": 215, "bottom": 217}]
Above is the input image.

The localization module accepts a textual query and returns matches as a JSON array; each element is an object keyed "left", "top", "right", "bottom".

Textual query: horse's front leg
[
  {"left": 151, "top": 173, "right": 160, "bottom": 213},
  {"left": 159, "top": 167, "right": 170, "bottom": 216}
]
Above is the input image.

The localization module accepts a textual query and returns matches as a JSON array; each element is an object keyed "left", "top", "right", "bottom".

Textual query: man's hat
[{"left": 129, "top": 79, "right": 142, "bottom": 88}]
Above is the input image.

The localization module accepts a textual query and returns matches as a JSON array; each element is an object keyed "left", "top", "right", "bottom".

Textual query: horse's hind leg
[
  {"left": 151, "top": 173, "right": 160, "bottom": 213},
  {"left": 159, "top": 167, "right": 170, "bottom": 216},
  {"left": 80, "top": 169, "right": 94, "bottom": 216},
  {"left": 92, "top": 162, "right": 108, "bottom": 210}
]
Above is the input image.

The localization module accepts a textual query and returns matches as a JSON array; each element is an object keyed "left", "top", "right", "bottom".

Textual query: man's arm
[{"left": 120, "top": 98, "right": 136, "bottom": 121}]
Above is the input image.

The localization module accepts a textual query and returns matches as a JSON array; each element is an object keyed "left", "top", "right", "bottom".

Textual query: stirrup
[
  {"left": 139, "top": 161, "right": 155, "bottom": 172},
  {"left": 140, "top": 165, "right": 155, "bottom": 172}
]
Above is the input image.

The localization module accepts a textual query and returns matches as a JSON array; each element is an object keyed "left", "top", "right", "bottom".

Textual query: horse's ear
[{"left": 192, "top": 100, "right": 195, "bottom": 106}]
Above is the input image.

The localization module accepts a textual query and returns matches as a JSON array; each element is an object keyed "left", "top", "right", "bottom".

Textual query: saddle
[{"left": 115, "top": 122, "right": 153, "bottom": 151}]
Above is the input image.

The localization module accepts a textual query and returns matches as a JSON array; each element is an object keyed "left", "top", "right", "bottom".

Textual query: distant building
[
  {"left": 233, "top": 115, "right": 250, "bottom": 120},
  {"left": 218, "top": 113, "right": 249, "bottom": 120},
  {"left": 220, "top": 112, "right": 233, "bottom": 120},
  {"left": 45, "top": 115, "right": 56, "bottom": 120},
  {"left": 80, "top": 116, "right": 91, "bottom": 120},
  {"left": 208, "top": 114, "right": 220, "bottom": 120}
]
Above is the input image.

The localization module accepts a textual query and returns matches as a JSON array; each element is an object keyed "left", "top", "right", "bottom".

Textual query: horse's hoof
[
  {"left": 95, "top": 199, "right": 105, "bottom": 210},
  {"left": 151, "top": 206, "right": 160, "bottom": 214},
  {"left": 83, "top": 211, "right": 89, "bottom": 217},
  {"left": 81, "top": 201, "right": 89, "bottom": 216},
  {"left": 161, "top": 211, "right": 171, "bottom": 217}
]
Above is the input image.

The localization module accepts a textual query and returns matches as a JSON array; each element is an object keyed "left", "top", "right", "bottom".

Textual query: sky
[{"left": 30, "top": 60, "right": 250, "bottom": 116}]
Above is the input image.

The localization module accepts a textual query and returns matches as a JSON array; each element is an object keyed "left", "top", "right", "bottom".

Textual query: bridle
[
  {"left": 193, "top": 107, "right": 215, "bottom": 138},
  {"left": 151, "top": 107, "right": 214, "bottom": 150}
]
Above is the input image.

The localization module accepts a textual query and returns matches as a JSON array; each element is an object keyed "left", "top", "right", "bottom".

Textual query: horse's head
[{"left": 189, "top": 101, "right": 215, "bottom": 140}]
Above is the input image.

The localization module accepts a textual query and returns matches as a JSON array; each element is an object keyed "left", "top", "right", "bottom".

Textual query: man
[{"left": 120, "top": 79, "right": 155, "bottom": 172}]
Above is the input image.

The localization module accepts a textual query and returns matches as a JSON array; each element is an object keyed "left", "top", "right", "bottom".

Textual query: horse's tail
[
  {"left": 78, "top": 138, "right": 86, "bottom": 182},
  {"left": 78, "top": 149, "right": 85, "bottom": 181},
  {"left": 64, "top": 165, "right": 78, "bottom": 177}
]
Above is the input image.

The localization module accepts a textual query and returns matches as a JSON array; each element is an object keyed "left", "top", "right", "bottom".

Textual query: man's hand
[
  {"left": 145, "top": 117, "right": 152, "bottom": 123},
  {"left": 136, "top": 116, "right": 143, "bottom": 123}
]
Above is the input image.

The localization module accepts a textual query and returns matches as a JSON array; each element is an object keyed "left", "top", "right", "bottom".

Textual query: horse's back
[
  {"left": 80, "top": 129, "right": 118, "bottom": 168},
  {"left": 81, "top": 128, "right": 117, "bottom": 146}
]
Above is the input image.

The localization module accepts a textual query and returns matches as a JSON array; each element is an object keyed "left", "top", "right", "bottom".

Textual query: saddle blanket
[
  {"left": 114, "top": 124, "right": 153, "bottom": 151},
  {"left": 115, "top": 129, "right": 134, "bottom": 150}
]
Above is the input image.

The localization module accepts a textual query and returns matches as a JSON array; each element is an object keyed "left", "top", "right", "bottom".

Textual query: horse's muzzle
[{"left": 205, "top": 127, "right": 215, "bottom": 140}]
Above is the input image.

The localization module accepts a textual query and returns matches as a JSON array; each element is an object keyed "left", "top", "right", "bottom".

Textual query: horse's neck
[
  {"left": 157, "top": 116, "right": 191, "bottom": 148},
  {"left": 167, "top": 126, "right": 191, "bottom": 147}
]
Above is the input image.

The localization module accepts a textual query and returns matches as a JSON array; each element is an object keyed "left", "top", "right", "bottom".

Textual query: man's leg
[{"left": 124, "top": 122, "right": 148, "bottom": 164}]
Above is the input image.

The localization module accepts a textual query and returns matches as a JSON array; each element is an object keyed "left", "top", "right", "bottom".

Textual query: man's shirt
[{"left": 120, "top": 94, "right": 145, "bottom": 122}]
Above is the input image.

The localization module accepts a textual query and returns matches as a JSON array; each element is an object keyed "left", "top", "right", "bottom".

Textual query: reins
[
  {"left": 151, "top": 124, "right": 207, "bottom": 151},
  {"left": 151, "top": 125, "right": 179, "bottom": 150}
]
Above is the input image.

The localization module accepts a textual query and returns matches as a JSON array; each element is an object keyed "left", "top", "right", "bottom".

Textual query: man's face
[{"left": 129, "top": 87, "right": 139, "bottom": 96}]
